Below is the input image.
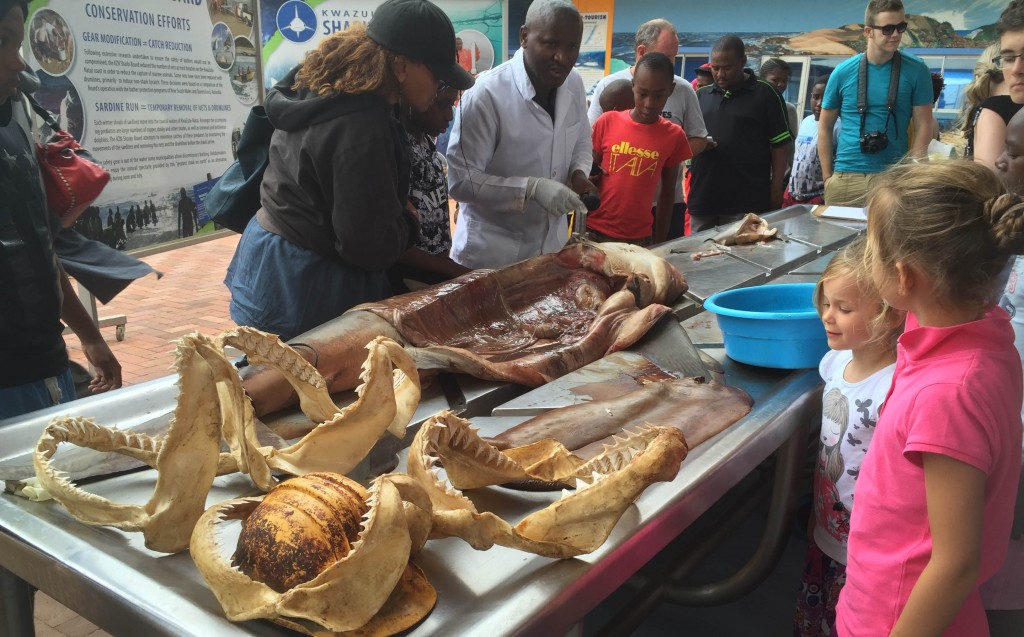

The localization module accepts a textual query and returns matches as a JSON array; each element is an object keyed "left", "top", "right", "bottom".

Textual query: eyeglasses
[
  {"left": 433, "top": 80, "right": 455, "bottom": 102},
  {"left": 868, "top": 21, "right": 908, "bottom": 36},
  {"left": 993, "top": 53, "right": 1024, "bottom": 69}
]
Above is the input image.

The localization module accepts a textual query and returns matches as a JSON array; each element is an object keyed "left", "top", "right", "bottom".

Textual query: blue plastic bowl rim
[{"left": 703, "top": 283, "right": 820, "bottom": 321}]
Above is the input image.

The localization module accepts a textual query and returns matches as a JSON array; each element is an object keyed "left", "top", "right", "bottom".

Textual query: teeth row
[
  {"left": 430, "top": 419, "right": 519, "bottom": 471},
  {"left": 350, "top": 481, "right": 381, "bottom": 551},
  {"left": 39, "top": 417, "right": 163, "bottom": 460},
  {"left": 429, "top": 466, "right": 463, "bottom": 498},
  {"left": 355, "top": 337, "right": 393, "bottom": 391},
  {"left": 573, "top": 470, "right": 606, "bottom": 492},
  {"left": 220, "top": 328, "right": 326, "bottom": 389},
  {"left": 171, "top": 336, "right": 199, "bottom": 375},
  {"left": 569, "top": 426, "right": 661, "bottom": 486}
]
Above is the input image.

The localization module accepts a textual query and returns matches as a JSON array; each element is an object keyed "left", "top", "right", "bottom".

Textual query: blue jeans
[
  {"left": 0, "top": 368, "right": 76, "bottom": 421},
  {"left": 225, "top": 216, "right": 391, "bottom": 341}
]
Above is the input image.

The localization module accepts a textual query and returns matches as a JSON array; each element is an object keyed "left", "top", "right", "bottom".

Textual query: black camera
[{"left": 859, "top": 130, "right": 889, "bottom": 154}]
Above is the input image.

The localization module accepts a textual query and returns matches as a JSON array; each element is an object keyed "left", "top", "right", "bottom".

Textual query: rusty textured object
[
  {"left": 234, "top": 473, "right": 369, "bottom": 593},
  {"left": 191, "top": 474, "right": 437, "bottom": 637}
]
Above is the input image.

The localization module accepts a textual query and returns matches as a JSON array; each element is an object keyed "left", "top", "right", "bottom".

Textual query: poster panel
[
  {"left": 25, "top": 0, "right": 254, "bottom": 251},
  {"left": 576, "top": 12, "right": 608, "bottom": 95},
  {"left": 259, "top": 0, "right": 503, "bottom": 90}
]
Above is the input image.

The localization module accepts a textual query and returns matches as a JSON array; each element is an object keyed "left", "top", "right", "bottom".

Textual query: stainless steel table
[
  {"left": 0, "top": 208, "right": 855, "bottom": 636},
  {"left": 0, "top": 352, "right": 819, "bottom": 637},
  {"left": 656, "top": 205, "right": 861, "bottom": 313}
]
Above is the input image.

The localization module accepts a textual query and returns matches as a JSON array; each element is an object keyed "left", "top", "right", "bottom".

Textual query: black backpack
[{"left": 206, "top": 105, "right": 273, "bottom": 233}]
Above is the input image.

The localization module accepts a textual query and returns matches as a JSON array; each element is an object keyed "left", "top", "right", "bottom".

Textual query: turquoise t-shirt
[{"left": 823, "top": 51, "right": 933, "bottom": 174}]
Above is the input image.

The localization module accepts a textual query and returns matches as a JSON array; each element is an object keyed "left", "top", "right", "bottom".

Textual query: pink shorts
[{"left": 981, "top": 535, "right": 1024, "bottom": 610}]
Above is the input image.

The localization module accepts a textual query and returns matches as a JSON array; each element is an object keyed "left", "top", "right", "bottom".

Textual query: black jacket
[
  {"left": 261, "top": 68, "right": 417, "bottom": 270},
  {"left": 0, "top": 96, "right": 67, "bottom": 387}
]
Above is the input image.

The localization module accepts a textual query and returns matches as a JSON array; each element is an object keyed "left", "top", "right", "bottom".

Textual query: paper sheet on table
[{"left": 812, "top": 205, "right": 867, "bottom": 222}]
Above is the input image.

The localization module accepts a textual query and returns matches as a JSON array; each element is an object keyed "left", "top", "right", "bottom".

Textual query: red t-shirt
[{"left": 590, "top": 110, "right": 691, "bottom": 239}]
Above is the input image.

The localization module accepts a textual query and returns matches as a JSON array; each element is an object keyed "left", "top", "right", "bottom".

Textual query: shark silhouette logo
[{"left": 276, "top": 1, "right": 316, "bottom": 43}]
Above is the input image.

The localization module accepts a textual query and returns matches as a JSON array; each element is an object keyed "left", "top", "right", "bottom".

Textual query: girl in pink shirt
[{"left": 836, "top": 160, "right": 1024, "bottom": 637}]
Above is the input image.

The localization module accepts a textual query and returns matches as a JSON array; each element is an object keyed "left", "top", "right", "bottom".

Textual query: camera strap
[{"left": 857, "top": 51, "right": 902, "bottom": 141}]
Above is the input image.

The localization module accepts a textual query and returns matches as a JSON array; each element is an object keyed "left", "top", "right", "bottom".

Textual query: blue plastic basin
[{"left": 703, "top": 283, "right": 828, "bottom": 369}]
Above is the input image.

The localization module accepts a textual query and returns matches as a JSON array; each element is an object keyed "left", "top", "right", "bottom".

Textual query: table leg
[{"left": 0, "top": 565, "right": 35, "bottom": 637}]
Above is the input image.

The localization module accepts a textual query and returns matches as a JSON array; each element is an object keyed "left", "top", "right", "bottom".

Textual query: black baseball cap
[
  {"left": 368, "top": 0, "right": 475, "bottom": 91},
  {"left": 0, "top": 1, "right": 28, "bottom": 18}
]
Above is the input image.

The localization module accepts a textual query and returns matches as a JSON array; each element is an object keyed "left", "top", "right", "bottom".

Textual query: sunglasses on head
[{"left": 869, "top": 21, "right": 908, "bottom": 36}]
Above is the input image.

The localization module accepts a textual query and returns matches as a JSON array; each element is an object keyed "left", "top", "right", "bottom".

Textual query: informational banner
[
  {"left": 576, "top": 11, "right": 608, "bottom": 95},
  {"left": 25, "top": 0, "right": 253, "bottom": 251},
  {"left": 259, "top": 0, "right": 504, "bottom": 90}
]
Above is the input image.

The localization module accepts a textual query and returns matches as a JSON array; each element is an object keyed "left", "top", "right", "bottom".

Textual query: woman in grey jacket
[{"left": 225, "top": 0, "right": 472, "bottom": 340}]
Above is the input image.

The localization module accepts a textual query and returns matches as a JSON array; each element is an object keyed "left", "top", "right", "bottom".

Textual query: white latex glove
[{"left": 526, "top": 177, "right": 586, "bottom": 217}]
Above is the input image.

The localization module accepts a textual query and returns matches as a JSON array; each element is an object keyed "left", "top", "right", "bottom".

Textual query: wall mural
[
  {"left": 610, "top": 0, "right": 999, "bottom": 62},
  {"left": 509, "top": 0, "right": 999, "bottom": 63}
]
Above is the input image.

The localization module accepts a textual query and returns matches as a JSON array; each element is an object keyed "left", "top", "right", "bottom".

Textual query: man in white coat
[{"left": 446, "top": 0, "right": 597, "bottom": 269}]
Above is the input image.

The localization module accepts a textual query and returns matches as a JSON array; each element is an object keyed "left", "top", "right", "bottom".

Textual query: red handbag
[{"left": 28, "top": 95, "right": 111, "bottom": 227}]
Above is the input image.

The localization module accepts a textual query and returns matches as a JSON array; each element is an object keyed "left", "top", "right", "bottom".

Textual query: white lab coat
[{"left": 446, "top": 49, "right": 593, "bottom": 269}]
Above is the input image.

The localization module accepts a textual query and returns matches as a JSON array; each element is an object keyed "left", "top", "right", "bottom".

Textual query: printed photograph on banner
[
  {"left": 25, "top": 0, "right": 252, "bottom": 251},
  {"left": 35, "top": 72, "right": 84, "bottom": 140},
  {"left": 72, "top": 197, "right": 169, "bottom": 250},
  {"left": 576, "top": 12, "right": 608, "bottom": 95},
  {"left": 440, "top": 1, "right": 502, "bottom": 68},
  {"left": 72, "top": 183, "right": 211, "bottom": 248},
  {"left": 29, "top": 8, "right": 74, "bottom": 76},
  {"left": 231, "top": 36, "right": 257, "bottom": 105},
  {"left": 259, "top": 0, "right": 504, "bottom": 89},
  {"left": 211, "top": 22, "right": 235, "bottom": 70},
  {"left": 456, "top": 29, "right": 494, "bottom": 76},
  {"left": 230, "top": 125, "right": 242, "bottom": 159},
  {"left": 207, "top": 0, "right": 253, "bottom": 41}
]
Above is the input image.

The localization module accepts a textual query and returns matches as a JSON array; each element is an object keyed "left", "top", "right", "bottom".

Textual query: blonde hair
[
  {"left": 814, "top": 237, "right": 904, "bottom": 356},
  {"left": 866, "top": 160, "right": 1024, "bottom": 312},
  {"left": 294, "top": 23, "right": 399, "bottom": 97},
  {"left": 958, "top": 43, "right": 1004, "bottom": 133}
]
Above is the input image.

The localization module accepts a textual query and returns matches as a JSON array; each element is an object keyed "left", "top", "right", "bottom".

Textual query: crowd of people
[{"left": 3, "top": 0, "right": 1024, "bottom": 634}]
